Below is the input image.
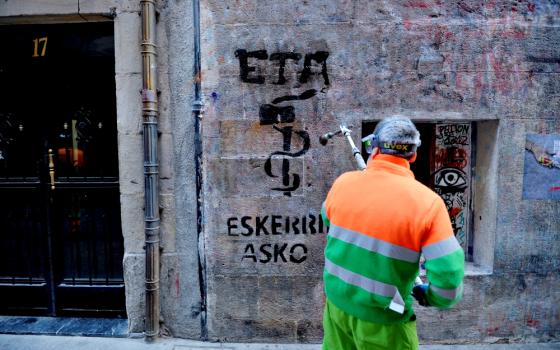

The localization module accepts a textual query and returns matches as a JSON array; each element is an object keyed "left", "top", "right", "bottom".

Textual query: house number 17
[{"left": 32, "top": 37, "right": 48, "bottom": 57}]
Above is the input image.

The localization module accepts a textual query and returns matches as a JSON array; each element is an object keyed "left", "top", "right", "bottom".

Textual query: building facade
[{"left": 0, "top": 0, "right": 559, "bottom": 344}]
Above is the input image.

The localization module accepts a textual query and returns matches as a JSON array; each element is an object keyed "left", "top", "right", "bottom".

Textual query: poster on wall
[
  {"left": 431, "top": 123, "right": 471, "bottom": 252},
  {"left": 523, "top": 134, "right": 560, "bottom": 200}
]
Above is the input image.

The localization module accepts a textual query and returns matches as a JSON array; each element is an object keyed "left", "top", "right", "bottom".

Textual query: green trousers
[{"left": 322, "top": 299, "right": 419, "bottom": 350}]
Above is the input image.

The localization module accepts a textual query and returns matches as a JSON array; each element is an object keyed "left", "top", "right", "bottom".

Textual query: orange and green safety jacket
[{"left": 321, "top": 154, "right": 465, "bottom": 324}]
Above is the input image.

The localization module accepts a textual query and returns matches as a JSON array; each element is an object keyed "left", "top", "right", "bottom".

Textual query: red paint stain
[
  {"left": 527, "top": 3, "right": 536, "bottom": 12},
  {"left": 549, "top": 186, "right": 560, "bottom": 192},
  {"left": 488, "top": 53, "right": 509, "bottom": 93},
  {"left": 485, "top": 0, "right": 497, "bottom": 10},
  {"left": 501, "top": 29, "right": 527, "bottom": 39},
  {"left": 455, "top": 72, "right": 462, "bottom": 90},
  {"left": 436, "top": 147, "right": 468, "bottom": 168},
  {"left": 449, "top": 207, "right": 462, "bottom": 217},
  {"left": 489, "top": 52, "right": 502, "bottom": 74},
  {"left": 527, "top": 319, "right": 540, "bottom": 327},
  {"left": 403, "top": 18, "right": 412, "bottom": 30},
  {"left": 474, "top": 71, "right": 483, "bottom": 100},
  {"left": 486, "top": 327, "right": 500, "bottom": 336},
  {"left": 405, "top": 1, "right": 430, "bottom": 9}
]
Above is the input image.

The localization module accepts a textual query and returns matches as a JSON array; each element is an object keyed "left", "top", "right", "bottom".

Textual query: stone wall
[{"left": 199, "top": 0, "right": 560, "bottom": 343}]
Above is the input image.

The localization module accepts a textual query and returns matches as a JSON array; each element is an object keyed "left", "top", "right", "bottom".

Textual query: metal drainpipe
[
  {"left": 192, "top": 0, "right": 207, "bottom": 340},
  {"left": 192, "top": 0, "right": 208, "bottom": 340},
  {"left": 140, "top": 0, "right": 160, "bottom": 341}
]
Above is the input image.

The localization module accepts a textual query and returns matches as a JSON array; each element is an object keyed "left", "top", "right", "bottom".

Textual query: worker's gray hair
[{"left": 373, "top": 116, "right": 421, "bottom": 158}]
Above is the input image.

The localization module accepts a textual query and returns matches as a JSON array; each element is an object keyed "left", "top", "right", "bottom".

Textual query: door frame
[{"left": 0, "top": 12, "right": 143, "bottom": 327}]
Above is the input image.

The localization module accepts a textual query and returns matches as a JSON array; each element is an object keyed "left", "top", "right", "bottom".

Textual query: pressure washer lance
[
  {"left": 319, "top": 125, "right": 367, "bottom": 170},
  {"left": 319, "top": 124, "right": 424, "bottom": 288}
]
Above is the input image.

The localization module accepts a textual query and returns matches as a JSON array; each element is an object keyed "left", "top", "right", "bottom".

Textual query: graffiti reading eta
[{"left": 235, "top": 48, "right": 330, "bottom": 196}]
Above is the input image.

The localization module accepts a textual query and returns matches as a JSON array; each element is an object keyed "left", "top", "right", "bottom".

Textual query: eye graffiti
[
  {"left": 433, "top": 168, "right": 467, "bottom": 193},
  {"left": 433, "top": 167, "right": 468, "bottom": 241}
]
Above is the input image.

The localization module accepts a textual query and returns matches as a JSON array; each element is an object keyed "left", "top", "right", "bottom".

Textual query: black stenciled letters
[
  {"left": 299, "top": 51, "right": 330, "bottom": 85},
  {"left": 255, "top": 216, "right": 270, "bottom": 235},
  {"left": 234, "top": 215, "right": 318, "bottom": 264},
  {"left": 235, "top": 49, "right": 330, "bottom": 86},
  {"left": 274, "top": 243, "right": 288, "bottom": 262},
  {"left": 264, "top": 125, "right": 310, "bottom": 196},
  {"left": 259, "top": 105, "right": 295, "bottom": 125},
  {"left": 240, "top": 216, "right": 254, "bottom": 236},
  {"left": 242, "top": 244, "right": 257, "bottom": 262},
  {"left": 241, "top": 242, "right": 308, "bottom": 264},
  {"left": 271, "top": 215, "right": 282, "bottom": 235},
  {"left": 235, "top": 47, "right": 331, "bottom": 195},
  {"left": 229, "top": 215, "right": 326, "bottom": 236},
  {"left": 227, "top": 217, "right": 238, "bottom": 236},
  {"left": 289, "top": 244, "right": 307, "bottom": 263},
  {"left": 269, "top": 52, "right": 302, "bottom": 85},
  {"left": 259, "top": 244, "right": 273, "bottom": 263},
  {"left": 292, "top": 217, "right": 300, "bottom": 234},
  {"left": 234, "top": 49, "right": 268, "bottom": 84}
]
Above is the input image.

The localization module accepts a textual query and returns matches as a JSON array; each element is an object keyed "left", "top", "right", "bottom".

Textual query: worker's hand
[{"left": 412, "top": 284, "right": 430, "bottom": 307}]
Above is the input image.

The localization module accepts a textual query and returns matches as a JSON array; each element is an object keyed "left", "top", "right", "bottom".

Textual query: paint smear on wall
[{"left": 523, "top": 134, "right": 560, "bottom": 200}]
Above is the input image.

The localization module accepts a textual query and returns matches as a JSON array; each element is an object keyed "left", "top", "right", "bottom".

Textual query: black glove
[{"left": 412, "top": 284, "right": 430, "bottom": 307}]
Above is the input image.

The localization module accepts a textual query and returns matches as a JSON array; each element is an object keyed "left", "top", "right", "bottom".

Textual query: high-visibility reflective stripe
[
  {"left": 430, "top": 283, "right": 463, "bottom": 300},
  {"left": 422, "top": 236, "right": 461, "bottom": 260},
  {"left": 325, "top": 258, "right": 405, "bottom": 313},
  {"left": 328, "top": 224, "right": 420, "bottom": 263}
]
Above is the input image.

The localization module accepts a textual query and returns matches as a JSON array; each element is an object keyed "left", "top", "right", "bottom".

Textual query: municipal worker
[{"left": 321, "top": 116, "right": 465, "bottom": 350}]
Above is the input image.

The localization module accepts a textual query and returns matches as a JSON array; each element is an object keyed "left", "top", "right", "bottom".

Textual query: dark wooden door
[{"left": 0, "top": 22, "right": 125, "bottom": 317}]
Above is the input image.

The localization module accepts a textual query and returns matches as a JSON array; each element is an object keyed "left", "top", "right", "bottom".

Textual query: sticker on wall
[
  {"left": 432, "top": 123, "right": 472, "bottom": 251},
  {"left": 523, "top": 134, "right": 560, "bottom": 200}
]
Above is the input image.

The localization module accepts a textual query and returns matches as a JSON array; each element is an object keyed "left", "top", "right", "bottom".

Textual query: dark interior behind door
[{"left": 0, "top": 22, "right": 125, "bottom": 317}]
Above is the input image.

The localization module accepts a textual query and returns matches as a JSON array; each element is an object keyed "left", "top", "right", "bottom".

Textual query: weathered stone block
[
  {"left": 208, "top": 316, "right": 297, "bottom": 343},
  {"left": 115, "top": 72, "right": 142, "bottom": 135},
  {"left": 202, "top": 0, "right": 353, "bottom": 26},
  {"left": 204, "top": 198, "right": 327, "bottom": 278},
  {"left": 209, "top": 275, "right": 260, "bottom": 320},
  {"left": 159, "top": 252, "right": 180, "bottom": 335},
  {"left": 296, "top": 319, "right": 323, "bottom": 343},
  {"left": 123, "top": 253, "right": 145, "bottom": 333},
  {"left": 114, "top": 12, "right": 142, "bottom": 74},
  {"left": 159, "top": 193, "right": 176, "bottom": 254},
  {"left": 120, "top": 192, "right": 145, "bottom": 253},
  {"left": 207, "top": 157, "right": 306, "bottom": 198},
  {"left": 0, "top": 0, "right": 78, "bottom": 16},
  {"left": 117, "top": 132, "right": 144, "bottom": 194},
  {"left": 206, "top": 234, "right": 325, "bottom": 278},
  {"left": 78, "top": 0, "right": 139, "bottom": 14},
  {"left": 157, "top": 72, "right": 172, "bottom": 134},
  {"left": 257, "top": 276, "right": 324, "bottom": 321},
  {"left": 159, "top": 132, "right": 175, "bottom": 194},
  {"left": 217, "top": 120, "right": 306, "bottom": 158}
]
